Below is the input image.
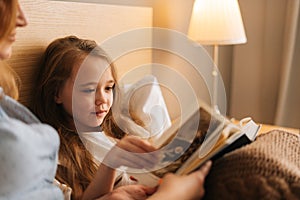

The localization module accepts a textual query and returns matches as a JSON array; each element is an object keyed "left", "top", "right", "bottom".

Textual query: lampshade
[{"left": 188, "top": 0, "right": 247, "bottom": 45}]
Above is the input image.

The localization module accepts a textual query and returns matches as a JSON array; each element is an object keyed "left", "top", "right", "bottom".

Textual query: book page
[
  {"left": 151, "top": 106, "right": 227, "bottom": 178},
  {"left": 176, "top": 130, "right": 242, "bottom": 175},
  {"left": 177, "top": 119, "right": 261, "bottom": 175}
]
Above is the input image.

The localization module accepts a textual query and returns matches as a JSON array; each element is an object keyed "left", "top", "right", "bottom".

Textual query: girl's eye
[
  {"left": 105, "top": 86, "right": 113, "bottom": 91},
  {"left": 81, "top": 88, "right": 96, "bottom": 93},
  {"left": 105, "top": 84, "right": 115, "bottom": 91}
]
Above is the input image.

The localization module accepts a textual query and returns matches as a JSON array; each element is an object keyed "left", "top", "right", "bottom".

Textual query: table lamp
[{"left": 188, "top": 0, "right": 247, "bottom": 113}]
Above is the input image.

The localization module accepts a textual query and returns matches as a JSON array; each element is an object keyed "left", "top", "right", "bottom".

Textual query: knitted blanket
[{"left": 203, "top": 130, "right": 300, "bottom": 200}]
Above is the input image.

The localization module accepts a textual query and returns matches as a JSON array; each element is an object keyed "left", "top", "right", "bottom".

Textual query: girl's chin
[
  {"left": 87, "top": 126, "right": 102, "bottom": 132},
  {"left": 75, "top": 125, "right": 101, "bottom": 132},
  {"left": 88, "top": 121, "right": 104, "bottom": 130},
  {"left": 73, "top": 117, "right": 104, "bottom": 131}
]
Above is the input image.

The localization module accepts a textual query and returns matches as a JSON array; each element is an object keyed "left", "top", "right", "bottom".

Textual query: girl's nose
[
  {"left": 16, "top": 4, "right": 28, "bottom": 27},
  {"left": 95, "top": 91, "right": 107, "bottom": 105}
]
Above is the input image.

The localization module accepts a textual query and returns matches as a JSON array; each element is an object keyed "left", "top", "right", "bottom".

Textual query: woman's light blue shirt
[{"left": 0, "top": 87, "right": 63, "bottom": 200}]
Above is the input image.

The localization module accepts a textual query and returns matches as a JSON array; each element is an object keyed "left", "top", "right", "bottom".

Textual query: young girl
[{"left": 32, "top": 35, "right": 158, "bottom": 199}]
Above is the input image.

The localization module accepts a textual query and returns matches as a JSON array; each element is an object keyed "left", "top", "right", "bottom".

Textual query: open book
[{"left": 127, "top": 103, "right": 261, "bottom": 187}]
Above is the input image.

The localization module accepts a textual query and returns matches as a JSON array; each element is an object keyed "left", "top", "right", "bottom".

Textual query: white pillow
[{"left": 115, "top": 75, "right": 172, "bottom": 139}]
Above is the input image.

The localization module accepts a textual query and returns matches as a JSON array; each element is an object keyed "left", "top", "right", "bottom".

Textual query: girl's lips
[{"left": 94, "top": 110, "right": 107, "bottom": 117}]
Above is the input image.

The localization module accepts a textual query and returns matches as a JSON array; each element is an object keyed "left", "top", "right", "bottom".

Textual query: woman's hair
[
  {"left": 32, "top": 35, "right": 125, "bottom": 199},
  {"left": 0, "top": 0, "right": 20, "bottom": 99},
  {"left": 0, "top": 0, "right": 17, "bottom": 41},
  {"left": 0, "top": 62, "right": 20, "bottom": 99}
]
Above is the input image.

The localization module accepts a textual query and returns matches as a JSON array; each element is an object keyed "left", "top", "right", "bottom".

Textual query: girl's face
[
  {"left": 0, "top": 3, "right": 27, "bottom": 60},
  {"left": 55, "top": 56, "right": 115, "bottom": 131}
]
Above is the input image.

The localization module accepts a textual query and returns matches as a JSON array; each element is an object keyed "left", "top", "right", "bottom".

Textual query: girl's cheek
[{"left": 74, "top": 96, "right": 94, "bottom": 109}]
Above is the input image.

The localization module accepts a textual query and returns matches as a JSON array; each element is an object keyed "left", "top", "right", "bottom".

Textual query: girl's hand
[
  {"left": 82, "top": 136, "right": 157, "bottom": 200},
  {"left": 103, "top": 135, "right": 158, "bottom": 169}
]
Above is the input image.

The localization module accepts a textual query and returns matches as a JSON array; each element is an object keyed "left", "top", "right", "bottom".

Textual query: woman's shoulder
[
  {"left": 0, "top": 91, "right": 59, "bottom": 149},
  {"left": 0, "top": 117, "right": 60, "bottom": 153},
  {"left": 0, "top": 87, "right": 40, "bottom": 123}
]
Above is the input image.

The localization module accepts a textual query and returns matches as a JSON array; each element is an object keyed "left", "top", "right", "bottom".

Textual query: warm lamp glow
[
  {"left": 188, "top": 0, "right": 247, "bottom": 113},
  {"left": 188, "top": 0, "right": 247, "bottom": 45}
]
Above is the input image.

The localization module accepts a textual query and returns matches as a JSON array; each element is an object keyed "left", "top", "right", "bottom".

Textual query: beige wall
[
  {"left": 57, "top": 0, "right": 234, "bottom": 119},
  {"left": 146, "top": 0, "right": 289, "bottom": 125},
  {"left": 58, "top": 0, "right": 290, "bottom": 124},
  {"left": 151, "top": 0, "right": 233, "bottom": 118}
]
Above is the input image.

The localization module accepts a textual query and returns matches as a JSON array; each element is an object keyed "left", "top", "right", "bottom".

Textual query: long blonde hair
[
  {"left": 0, "top": 0, "right": 17, "bottom": 41},
  {"left": 0, "top": 0, "right": 20, "bottom": 99},
  {"left": 0, "top": 63, "right": 20, "bottom": 99},
  {"left": 32, "top": 36, "right": 125, "bottom": 199}
]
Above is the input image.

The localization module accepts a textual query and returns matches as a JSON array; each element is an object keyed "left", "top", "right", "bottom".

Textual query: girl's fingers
[
  {"left": 127, "top": 136, "right": 157, "bottom": 152},
  {"left": 104, "top": 135, "right": 159, "bottom": 169},
  {"left": 105, "top": 146, "right": 158, "bottom": 169},
  {"left": 116, "top": 136, "right": 158, "bottom": 161},
  {"left": 118, "top": 135, "right": 156, "bottom": 152}
]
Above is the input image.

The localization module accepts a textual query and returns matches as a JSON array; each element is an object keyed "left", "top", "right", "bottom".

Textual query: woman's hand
[
  {"left": 148, "top": 161, "right": 212, "bottom": 200},
  {"left": 97, "top": 184, "right": 156, "bottom": 200}
]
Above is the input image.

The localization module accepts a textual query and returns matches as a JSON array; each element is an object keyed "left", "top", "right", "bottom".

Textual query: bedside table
[
  {"left": 230, "top": 118, "right": 299, "bottom": 135},
  {"left": 258, "top": 123, "right": 299, "bottom": 135}
]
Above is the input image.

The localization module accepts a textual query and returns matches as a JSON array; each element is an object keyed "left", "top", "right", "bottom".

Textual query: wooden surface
[
  {"left": 232, "top": 118, "right": 299, "bottom": 135},
  {"left": 258, "top": 123, "right": 299, "bottom": 135},
  {"left": 8, "top": 0, "right": 153, "bottom": 107}
]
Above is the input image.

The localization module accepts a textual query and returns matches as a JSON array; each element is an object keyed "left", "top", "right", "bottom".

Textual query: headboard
[{"left": 7, "top": 0, "right": 153, "bottom": 107}]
